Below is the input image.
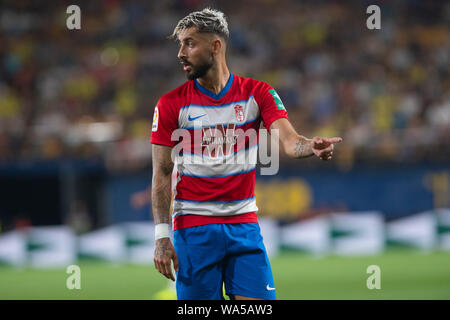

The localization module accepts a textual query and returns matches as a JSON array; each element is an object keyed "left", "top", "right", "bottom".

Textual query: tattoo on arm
[
  {"left": 151, "top": 145, "right": 174, "bottom": 224},
  {"left": 152, "top": 174, "right": 172, "bottom": 224},
  {"left": 293, "top": 137, "right": 313, "bottom": 159}
]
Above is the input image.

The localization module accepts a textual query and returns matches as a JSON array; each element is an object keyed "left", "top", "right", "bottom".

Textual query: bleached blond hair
[{"left": 170, "top": 8, "right": 229, "bottom": 42}]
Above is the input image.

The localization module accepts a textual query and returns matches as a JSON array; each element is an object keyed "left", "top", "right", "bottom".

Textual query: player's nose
[{"left": 177, "top": 45, "right": 187, "bottom": 61}]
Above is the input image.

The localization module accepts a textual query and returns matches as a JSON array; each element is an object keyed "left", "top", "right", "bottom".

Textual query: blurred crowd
[{"left": 0, "top": 0, "right": 449, "bottom": 171}]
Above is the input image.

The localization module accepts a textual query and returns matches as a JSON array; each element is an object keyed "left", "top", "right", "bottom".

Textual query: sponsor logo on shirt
[
  {"left": 188, "top": 114, "right": 207, "bottom": 121},
  {"left": 202, "top": 124, "right": 238, "bottom": 157}
]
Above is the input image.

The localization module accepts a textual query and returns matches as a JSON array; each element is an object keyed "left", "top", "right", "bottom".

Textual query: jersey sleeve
[
  {"left": 255, "top": 82, "right": 289, "bottom": 130},
  {"left": 150, "top": 96, "right": 178, "bottom": 147}
]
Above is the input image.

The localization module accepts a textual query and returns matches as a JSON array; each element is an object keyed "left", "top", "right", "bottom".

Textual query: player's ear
[{"left": 211, "top": 38, "right": 222, "bottom": 56}]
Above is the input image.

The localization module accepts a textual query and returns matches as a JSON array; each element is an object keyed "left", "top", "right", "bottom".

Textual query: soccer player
[{"left": 150, "top": 8, "right": 342, "bottom": 300}]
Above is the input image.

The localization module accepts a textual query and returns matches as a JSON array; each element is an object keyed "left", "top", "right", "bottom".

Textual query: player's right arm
[
  {"left": 270, "top": 118, "right": 342, "bottom": 160},
  {"left": 151, "top": 144, "right": 178, "bottom": 281},
  {"left": 256, "top": 81, "right": 342, "bottom": 161}
]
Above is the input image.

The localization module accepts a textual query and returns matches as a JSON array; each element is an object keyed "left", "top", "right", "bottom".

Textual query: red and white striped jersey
[{"left": 151, "top": 74, "right": 288, "bottom": 230}]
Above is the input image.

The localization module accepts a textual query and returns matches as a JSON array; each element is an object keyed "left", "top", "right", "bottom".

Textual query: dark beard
[{"left": 186, "top": 55, "right": 214, "bottom": 80}]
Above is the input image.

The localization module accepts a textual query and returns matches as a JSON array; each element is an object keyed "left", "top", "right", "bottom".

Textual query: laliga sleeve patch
[
  {"left": 152, "top": 106, "right": 159, "bottom": 132},
  {"left": 269, "top": 89, "right": 286, "bottom": 111}
]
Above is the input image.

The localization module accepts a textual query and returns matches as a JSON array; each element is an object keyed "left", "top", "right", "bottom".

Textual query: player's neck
[{"left": 196, "top": 63, "right": 230, "bottom": 95}]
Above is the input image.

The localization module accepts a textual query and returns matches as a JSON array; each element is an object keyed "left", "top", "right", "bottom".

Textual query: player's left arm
[{"left": 269, "top": 118, "right": 342, "bottom": 160}]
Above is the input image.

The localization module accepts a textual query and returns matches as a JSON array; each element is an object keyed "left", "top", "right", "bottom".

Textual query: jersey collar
[{"left": 194, "top": 73, "right": 234, "bottom": 100}]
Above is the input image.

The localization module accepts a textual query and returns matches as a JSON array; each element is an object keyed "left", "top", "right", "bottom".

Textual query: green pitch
[{"left": 0, "top": 249, "right": 449, "bottom": 299}]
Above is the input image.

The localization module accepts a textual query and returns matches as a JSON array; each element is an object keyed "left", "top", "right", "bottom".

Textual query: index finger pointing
[{"left": 326, "top": 137, "right": 342, "bottom": 144}]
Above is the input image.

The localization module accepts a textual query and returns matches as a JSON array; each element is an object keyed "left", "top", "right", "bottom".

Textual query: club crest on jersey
[
  {"left": 202, "top": 124, "right": 238, "bottom": 158},
  {"left": 234, "top": 104, "right": 244, "bottom": 122}
]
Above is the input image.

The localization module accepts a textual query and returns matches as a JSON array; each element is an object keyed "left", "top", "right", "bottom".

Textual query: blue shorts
[{"left": 173, "top": 222, "right": 276, "bottom": 300}]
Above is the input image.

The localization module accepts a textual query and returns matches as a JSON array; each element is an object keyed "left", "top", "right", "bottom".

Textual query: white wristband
[{"left": 155, "top": 223, "right": 170, "bottom": 240}]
